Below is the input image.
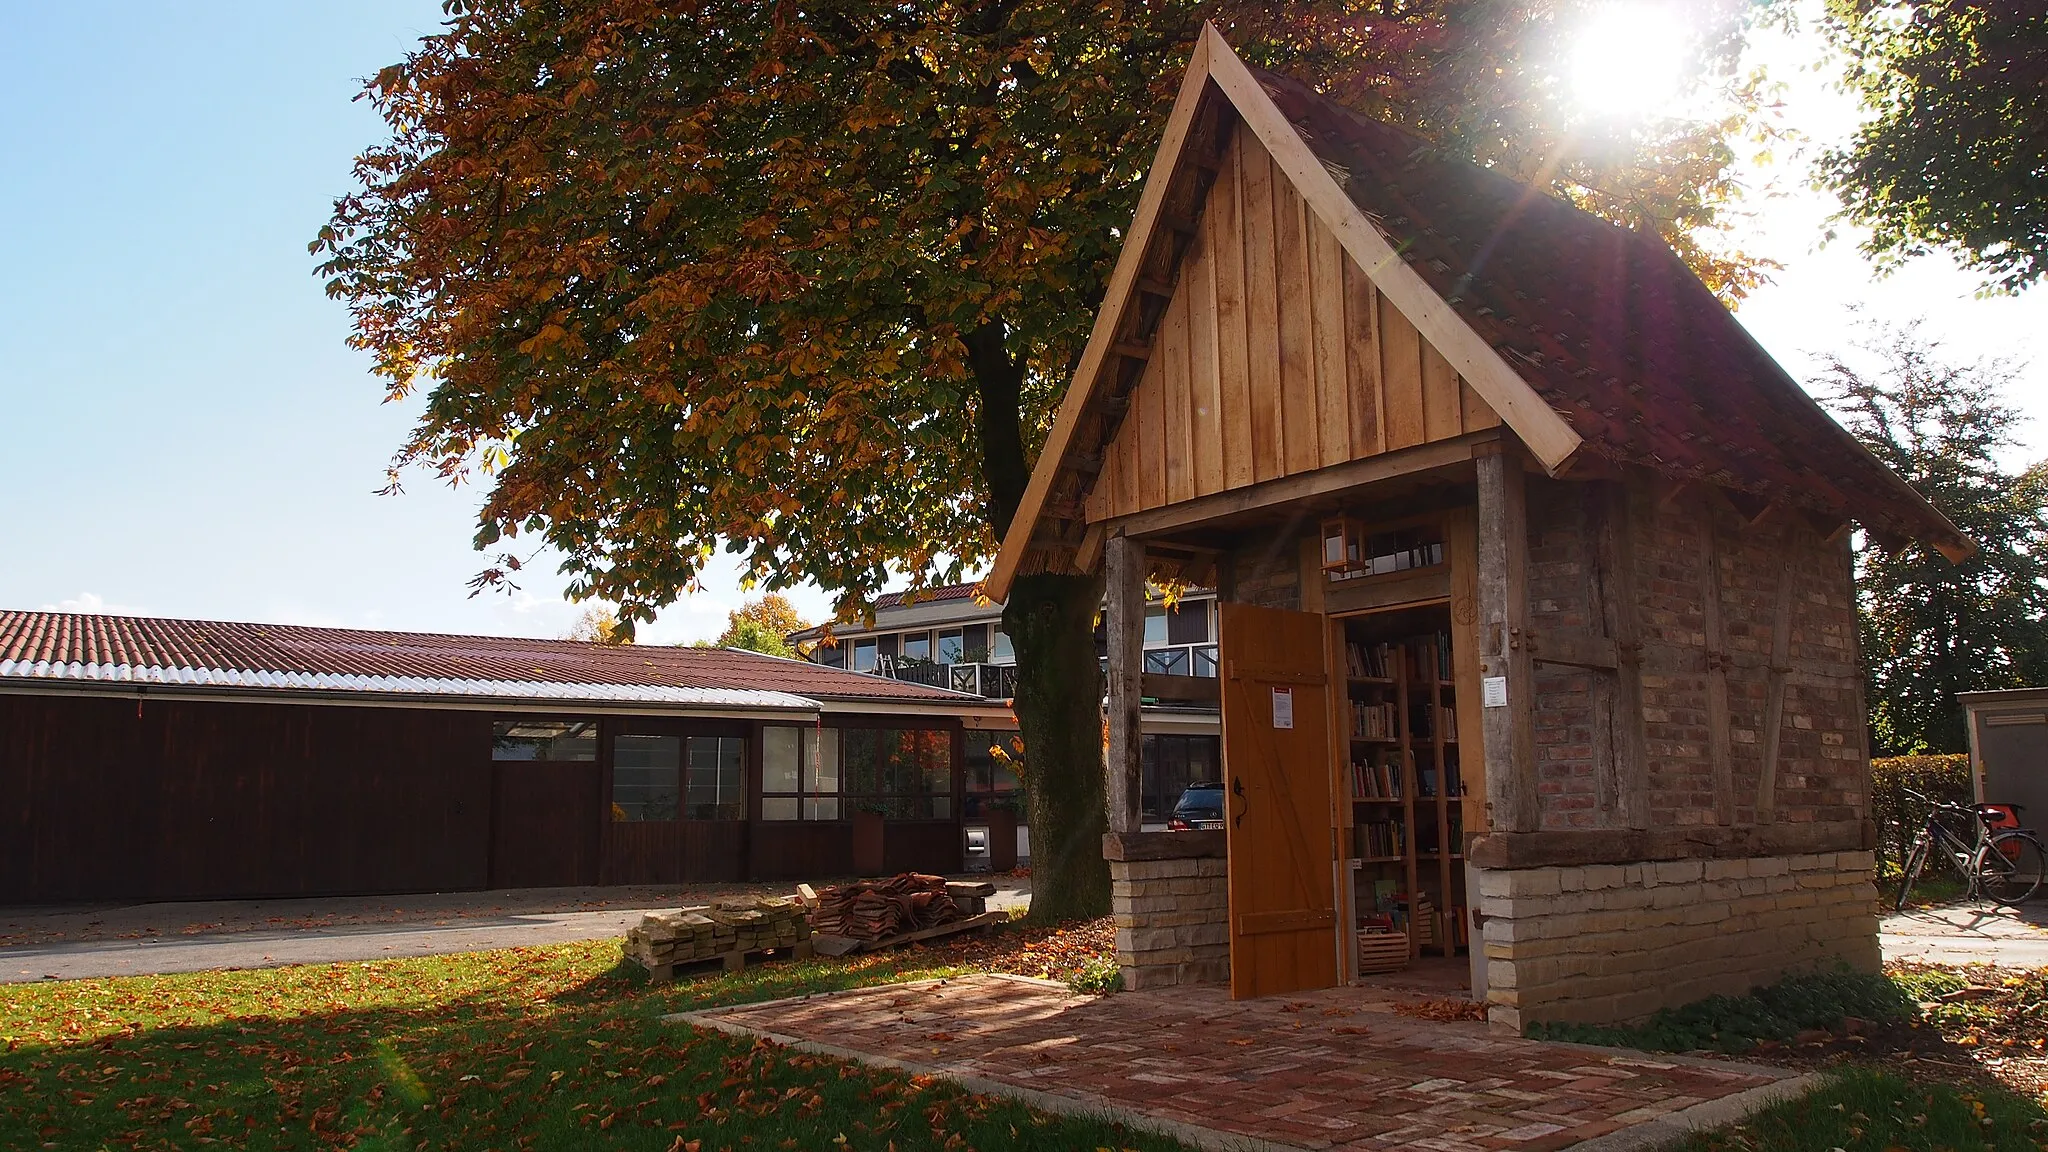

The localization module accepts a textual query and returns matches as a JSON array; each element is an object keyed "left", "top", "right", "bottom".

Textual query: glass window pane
[
  {"left": 842, "top": 728, "right": 880, "bottom": 795},
  {"left": 937, "top": 629, "right": 964, "bottom": 664},
  {"left": 493, "top": 720, "right": 597, "bottom": 761},
  {"left": 805, "top": 727, "right": 841, "bottom": 794},
  {"left": 852, "top": 641, "right": 877, "bottom": 672},
  {"left": 990, "top": 630, "right": 1014, "bottom": 664},
  {"left": 684, "top": 736, "right": 743, "bottom": 820},
  {"left": 763, "top": 726, "right": 801, "bottom": 794},
  {"left": 612, "top": 734, "right": 679, "bottom": 821},
  {"left": 812, "top": 644, "right": 844, "bottom": 668},
  {"left": 1143, "top": 605, "right": 1168, "bottom": 646},
  {"left": 804, "top": 797, "right": 840, "bottom": 820},
  {"left": 761, "top": 796, "right": 799, "bottom": 821},
  {"left": 901, "top": 632, "right": 931, "bottom": 661}
]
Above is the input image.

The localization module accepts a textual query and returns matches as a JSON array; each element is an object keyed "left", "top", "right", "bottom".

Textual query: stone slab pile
[{"left": 626, "top": 896, "right": 809, "bottom": 969}]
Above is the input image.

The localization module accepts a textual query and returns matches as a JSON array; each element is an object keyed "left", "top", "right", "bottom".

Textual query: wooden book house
[{"left": 986, "top": 27, "right": 1968, "bottom": 1029}]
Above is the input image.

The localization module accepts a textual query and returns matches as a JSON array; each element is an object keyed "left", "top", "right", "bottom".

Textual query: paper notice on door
[
  {"left": 1482, "top": 676, "right": 1509, "bottom": 708},
  {"left": 1271, "top": 686, "right": 1294, "bottom": 729}
]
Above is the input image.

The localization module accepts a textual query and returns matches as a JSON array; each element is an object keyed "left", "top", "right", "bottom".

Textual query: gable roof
[
  {"left": 0, "top": 610, "right": 983, "bottom": 711},
  {"left": 986, "top": 25, "right": 1968, "bottom": 598}
]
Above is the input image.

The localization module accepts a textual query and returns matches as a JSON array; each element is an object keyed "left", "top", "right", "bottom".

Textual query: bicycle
[{"left": 1894, "top": 787, "right": 2048, "bottom": 911}]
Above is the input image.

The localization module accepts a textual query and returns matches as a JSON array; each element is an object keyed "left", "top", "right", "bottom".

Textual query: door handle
[{"left": 1231, "top": 776, "right": 1248, "bottom": 829}]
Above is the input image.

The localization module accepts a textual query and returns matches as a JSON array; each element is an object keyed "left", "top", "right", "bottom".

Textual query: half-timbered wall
[
  {"left": 1086, "top": 129, "right": 1499, "bottom": 523},
  {"left": 1521, "top": 478, "right": 1868, "bottom": 834}
]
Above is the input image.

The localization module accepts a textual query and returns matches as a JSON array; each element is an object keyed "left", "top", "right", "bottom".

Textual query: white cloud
[{"left": 43, "top": 592, "right": 148, "bottom": 616}]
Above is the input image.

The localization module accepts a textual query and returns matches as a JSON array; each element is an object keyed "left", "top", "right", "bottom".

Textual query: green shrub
[
  {"left": 1870, "top": 754, "right": 1972, "bottom": 871},
  {"left": 1067, "top": 956, "right": 1124, "bottom": 995},
  {"left": 1529, "top": 967, "right": 1916, "bottom": 1053}
]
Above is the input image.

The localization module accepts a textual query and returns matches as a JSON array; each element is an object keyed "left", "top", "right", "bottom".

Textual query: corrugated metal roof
[{"left": 0, "top": 610, "right": 980, "bottom": 707}]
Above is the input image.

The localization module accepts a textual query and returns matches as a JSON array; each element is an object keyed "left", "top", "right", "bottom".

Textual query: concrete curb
[
  {"left": 1564, "top": 1073, "right": 1821, "bottom": 1152},
  {"left": 666, "top": 975, "right": 1816, "bottom": 1152}
]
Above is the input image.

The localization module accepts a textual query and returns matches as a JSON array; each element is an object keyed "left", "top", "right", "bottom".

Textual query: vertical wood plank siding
[
  {"left": 0, "top": 696, "right": 972, "bottom": 902},
  {"left": 0, "top": 694, "right": 491, "bottom": 903},
  {"left": 1091, "top": 129, "right": 1499, "bottom": 522}
]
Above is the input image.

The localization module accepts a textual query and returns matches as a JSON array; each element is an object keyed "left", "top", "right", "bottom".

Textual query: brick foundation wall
[
  {"left": 1111, "top": 855, "right": 1230, "bottom": 990},
  {"left": 1477, "top": 851, "right": 1881, "bottom": 1030}
]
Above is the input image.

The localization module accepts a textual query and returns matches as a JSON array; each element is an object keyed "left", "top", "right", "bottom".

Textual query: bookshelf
[{"left": 1340, "top": 609, "right": 1469, "bottom": 965}]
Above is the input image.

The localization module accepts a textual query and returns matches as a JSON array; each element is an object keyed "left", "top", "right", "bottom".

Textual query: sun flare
[{"left": 1567, "top": 2, "right": 1694, "bottom": 120}]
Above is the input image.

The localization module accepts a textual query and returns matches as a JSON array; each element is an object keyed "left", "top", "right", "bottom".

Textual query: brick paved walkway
[{"left": 683, "top": 974, "right": 1801, "bottom": 1152}]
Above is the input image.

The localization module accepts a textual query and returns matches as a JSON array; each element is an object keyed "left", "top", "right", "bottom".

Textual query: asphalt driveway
[{"left": 0, "top": 880, "right": 1031, "bottom": 983}]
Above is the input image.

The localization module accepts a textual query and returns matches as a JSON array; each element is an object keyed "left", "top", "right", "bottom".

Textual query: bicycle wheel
[
  {"left": 1896, "top": 836, "right": 1930, "bottom": 912},
  {"left": 1976, "top": 832, "right": 2047, "bottom": 907}
]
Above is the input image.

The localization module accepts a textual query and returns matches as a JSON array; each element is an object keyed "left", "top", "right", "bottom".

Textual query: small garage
[
  {"left": 0, "top": 609, "right": 1006, "bottom": 904},
  {"left": 1961, "top": 688, "right": 2048, "bottom": 829}
]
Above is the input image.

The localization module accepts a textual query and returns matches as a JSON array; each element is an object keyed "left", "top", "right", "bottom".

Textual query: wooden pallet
[
  {"left": 810, "top": 910, "right": 1009, "bottom": 957},
  {"left": 636, "top": 939, "right": 815, "bottom": 984}
]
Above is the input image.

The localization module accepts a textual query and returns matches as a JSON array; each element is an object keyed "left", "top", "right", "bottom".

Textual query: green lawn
[
  {"left": 9, "top": 937, "right": 2047, "bottom": 1152},
  {"left": 1675, "top": 1066, "right": 2048, "bottom": 1152},
  {"left": 0, "top": 938, "right": 1188, "bottom": 1152}
]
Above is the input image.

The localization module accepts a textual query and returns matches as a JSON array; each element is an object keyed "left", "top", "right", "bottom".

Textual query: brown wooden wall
[
  {"left": 0, "top": 694, "right": 492, "bottom": 903},
  {"left": 0, "top": 695, "right": 972, "bottom": 903},
  {"left": 1086, "top": 128, "right": 1500, "bottom": 522}
]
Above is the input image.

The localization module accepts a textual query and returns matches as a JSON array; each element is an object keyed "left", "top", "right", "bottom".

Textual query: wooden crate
[{"left": 1357, "top": 930, "right": 1411, "bottom": 975}]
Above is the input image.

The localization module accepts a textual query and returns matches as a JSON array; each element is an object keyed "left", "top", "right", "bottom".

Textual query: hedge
[{"left": 1869, "top": 753, "right": 1972, "bottom": 871}]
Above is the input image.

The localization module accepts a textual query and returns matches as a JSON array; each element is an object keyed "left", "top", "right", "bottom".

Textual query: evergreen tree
[{"left": 1820, "top": 324, "right": 2048, "bottom": 753}]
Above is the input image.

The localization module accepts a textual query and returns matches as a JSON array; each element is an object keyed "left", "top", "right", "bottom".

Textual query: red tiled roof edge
[{"left": 0, "top": 609, "right": 982, "bottom": 704}]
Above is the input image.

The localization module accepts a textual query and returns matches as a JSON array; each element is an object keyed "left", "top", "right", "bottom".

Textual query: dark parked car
[{"left": 1167, "top": 783, "right": 1225, "bottom": 830}]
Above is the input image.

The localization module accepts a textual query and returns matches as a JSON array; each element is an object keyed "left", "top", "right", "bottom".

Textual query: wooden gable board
[
  {"left": 1083, "top": 127, "right": 1506, "bottom": 524},
  {"left": 986, "top": 26, "right": 1579, "bottom": 600}
]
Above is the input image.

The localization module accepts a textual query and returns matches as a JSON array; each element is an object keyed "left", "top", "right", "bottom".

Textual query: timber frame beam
[
  {"left": 1104, "top": 534, "right": 1146, "bottom": 835},
  {"left": 1476, "top": 441, "right": 1539, "bottom": 833}
]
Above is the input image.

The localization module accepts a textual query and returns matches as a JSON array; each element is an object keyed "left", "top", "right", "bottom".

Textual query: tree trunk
[
  {"left": 1004, "top": 570, "right": 1110, "bottom": 923},
  {"left": 969, "top": 319, "right": 1109, "bottom": 923}
]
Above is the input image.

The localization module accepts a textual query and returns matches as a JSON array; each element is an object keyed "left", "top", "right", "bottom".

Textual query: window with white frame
[{"left": 760, "top": 725, "right": 842, "bottom": 821}]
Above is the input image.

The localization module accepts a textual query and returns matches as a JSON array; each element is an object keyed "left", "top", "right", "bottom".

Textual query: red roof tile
[
  {"left": 0, "top": 610, "right": 974, "bottom": 704},
  {"left": 872, "top": 583, "right": 984, "bottom": 611},
  {"left": 1254, "top": 68, "right": 1964, "bottom": 552}
]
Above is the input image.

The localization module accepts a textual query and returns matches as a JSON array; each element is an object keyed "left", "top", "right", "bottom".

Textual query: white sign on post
[
  {"left": 1271, "top": 686, "right": 1294, "bottom": 729},
  {"left": 1482, "top": 676, "right": 1509, "bottom": 709}
]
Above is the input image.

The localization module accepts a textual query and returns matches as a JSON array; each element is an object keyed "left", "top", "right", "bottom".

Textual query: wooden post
[
  {"left": 1757, "top": 547, "right": 1797, "bottom": 823},
  {"left": 1445, "top": 506, "right": 1489, "bottom": 840},
  {"left": 1105, "top": 533, "right": 1146, "bottom": 835},
  {"left": 1594, "top": 482, "right": 1651, "bottom": 830},
  {"left": 1475, "top": 446, "right": 1539, "bottom": 833},
  {"left": 1698, "top": 504, "right": 1736, "bottom": 826}
]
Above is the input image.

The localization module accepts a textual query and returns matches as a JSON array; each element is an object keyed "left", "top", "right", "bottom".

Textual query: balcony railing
[
  {"left": 1098, "top": 643, "right": 1221, "bottom": 680},
  {"left": 1143, "top": 643, "right": 1219, "bottom": 678},
  {"left": 864, "top": 648, "right": 1211, "bottom": 700},
  {"left": 866, "top": 658, "right": 1020, "bottom": 699}
]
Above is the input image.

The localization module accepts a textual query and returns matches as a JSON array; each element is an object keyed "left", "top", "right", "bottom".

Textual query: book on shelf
[
  {"left": 1345, "top": 640, "right": 1393, "bottom": 679},
  {"left": 1353, "top": 819, "right": 1404, "bottom": 859},
  {"left": 1349, "top": 754, "right": 1402, "bottom": 800},
  {"left": 1349, "top": 700, "right": 1396, "bottom": 740}
]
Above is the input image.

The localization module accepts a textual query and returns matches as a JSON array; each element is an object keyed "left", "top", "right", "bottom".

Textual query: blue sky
[{"left": 2, "top": 3, "right": 2042, "bottom": 645}]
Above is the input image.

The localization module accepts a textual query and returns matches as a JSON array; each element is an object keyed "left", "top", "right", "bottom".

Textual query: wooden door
[{"left": 1219, "top": 602, "right": 1341, "bottom": 998}]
